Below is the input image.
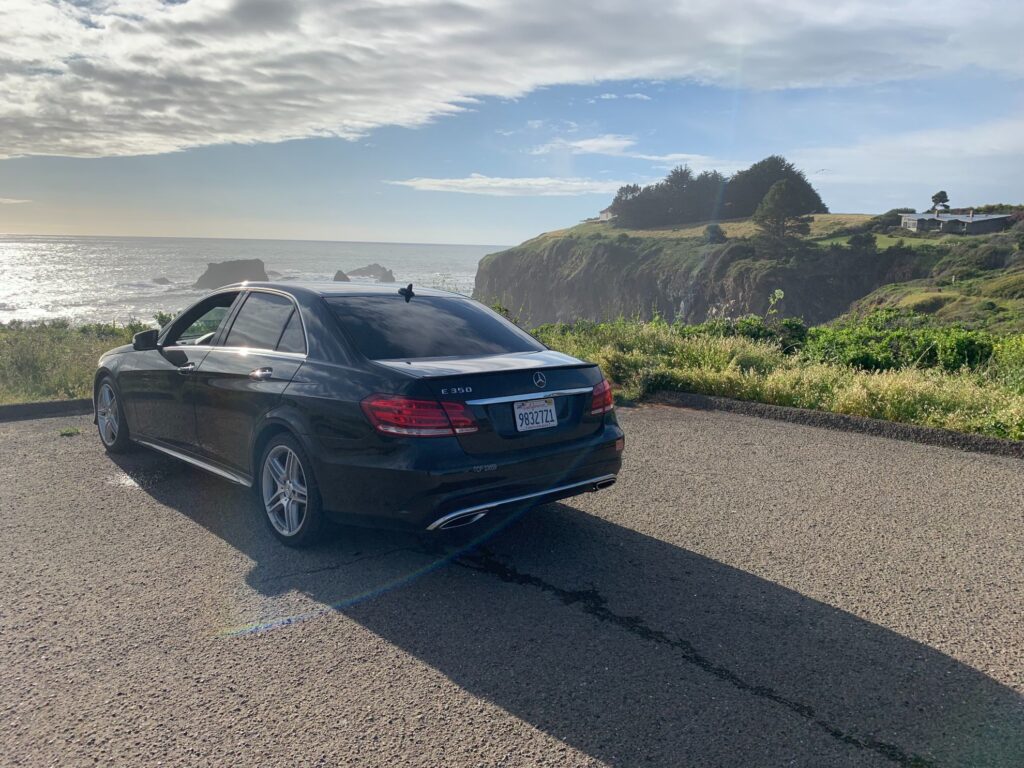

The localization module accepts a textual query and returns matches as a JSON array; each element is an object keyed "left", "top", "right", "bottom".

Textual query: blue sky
[{"left": 1, "top": 0, "right": 1021, "bottom": 244}]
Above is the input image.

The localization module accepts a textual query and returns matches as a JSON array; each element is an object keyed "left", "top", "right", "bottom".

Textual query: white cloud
[
  {"left": 624, "top": 93, "right": 652, "bottom": 100},
  {"left": 390, "top": 174, "right": 625, "bottom": 196},
  {"left": 534, "top": 134, "right": 637, "bottom": 156},
  {"left": 532, "top": 133, "right": 747, "bottom": 171},
  {"left": 793, "top": 115, "right": 1024, "bottom": 184},
  {"left": 598, "top": 93, "right": 618, "bottom": 100},
  {"left": 1, "top": 0, "right": 1022, "bottom": 158},
  {"left": 791, "top": 114, "right": 1024, "bottom": 210},
  {"left": 0, "top": 197, "right": 30, "bottom": 204}
]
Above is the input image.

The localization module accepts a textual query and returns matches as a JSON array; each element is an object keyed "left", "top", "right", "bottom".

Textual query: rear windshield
[{"left": 326, "top": 295, "right": 544, "bottom": 360}]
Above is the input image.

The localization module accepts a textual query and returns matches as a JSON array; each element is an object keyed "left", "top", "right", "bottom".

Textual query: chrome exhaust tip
[
  {"left": 428, "top": 510, "right": 489, "bottom": 531},
  {"left": 593, "top": 478, "right": 616, "bottom": 491}
]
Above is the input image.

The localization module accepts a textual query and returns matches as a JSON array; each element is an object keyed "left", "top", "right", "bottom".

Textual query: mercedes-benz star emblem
[{"left": 533, "top": 372, "right": 546, "bottom": 388}]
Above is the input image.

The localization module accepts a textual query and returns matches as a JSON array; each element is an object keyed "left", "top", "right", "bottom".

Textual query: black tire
[
  {"left": 256, "top": 433, "right": 325, "bottom": 547},
  {"left": 95, "top": 376, "right": 132, "bottom": 454}
]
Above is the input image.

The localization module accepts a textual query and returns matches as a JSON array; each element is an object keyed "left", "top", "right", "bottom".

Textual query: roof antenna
[{"left": 398, "top": 283, "right": 415, "bottom": 302}]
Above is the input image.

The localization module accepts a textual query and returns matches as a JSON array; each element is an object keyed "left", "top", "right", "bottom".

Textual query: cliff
[{"left": 474, "top": 218, "right": 936, "bottom": 326}]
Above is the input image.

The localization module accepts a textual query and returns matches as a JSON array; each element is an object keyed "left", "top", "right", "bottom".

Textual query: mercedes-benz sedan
[{"left": 94, "top": 283, "right": 624, "bottom": 546}]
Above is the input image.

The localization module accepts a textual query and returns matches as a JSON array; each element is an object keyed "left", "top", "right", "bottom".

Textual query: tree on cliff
[
  {"left": 753, "top": 179, "right": 814, "bottom": 238},
  {"left": 612, "top": 183, "right": 642, "bottom": 207},
  {"left": 724, "top": 156, "right": 827, "bottom": 219},
  {"left": 607, "top": 155, "right": 825, "bottom": 230},
  {"left": 931, "top": 190, "right": 950, "bottom": 212}
]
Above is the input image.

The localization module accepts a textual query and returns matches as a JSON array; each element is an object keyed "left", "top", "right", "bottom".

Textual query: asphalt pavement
[{"left": 1, "top": 405, "right": 1022, "bottom": 767}]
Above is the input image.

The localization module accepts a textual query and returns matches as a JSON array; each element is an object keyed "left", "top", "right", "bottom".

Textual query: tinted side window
[
  {"left": 327, "top": 295, "right": 543, "bottom": 359},
  {"left": 224, "top": 292, "right": 296, "bottom": 350},
  {"left": 165, "top": 292, "right": 239, "bottom": 346},
  {"left": 276, "top": 310, "right": 306, "bottom": 354},
  {"left": 178, "top": 307, "right": 230, "bottom": 343}
]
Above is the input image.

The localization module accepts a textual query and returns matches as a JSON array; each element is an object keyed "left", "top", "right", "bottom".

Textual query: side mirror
[{"left": 133, "top": 329, "right": 160, "bottom": 351}]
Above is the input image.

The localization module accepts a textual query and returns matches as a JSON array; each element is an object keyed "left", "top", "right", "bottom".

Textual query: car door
[
  {"left": 121, "top": 291, "right": 241, "bottom": 449},
  {"left": 193, "top": 290, "right": 306, "bottom": 476}
]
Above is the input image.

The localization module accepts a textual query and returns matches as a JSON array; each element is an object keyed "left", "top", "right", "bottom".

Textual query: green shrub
[
  {"left": 990, "top": 336, "right": 1024, "bottom": 394},
  {"left": 803, "top": 318, "right": 995, "bottom": 373},
  {"left": 675, "top": 314, "right": 807, "bottom": 351},
  {"left": 532, "top": 315, "right": 1024, "bottom": 440},
  {"left": 704, "top": 224, "right": 727, "bottom": 244}
]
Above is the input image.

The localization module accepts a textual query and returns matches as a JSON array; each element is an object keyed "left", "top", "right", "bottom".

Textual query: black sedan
[{"left": 94, "top": 283, "right": 623, "bottom": 546}]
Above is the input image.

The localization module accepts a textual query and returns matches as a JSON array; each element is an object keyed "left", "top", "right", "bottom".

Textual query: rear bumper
[
  {"left": 425, "top": 473, "right": 617, "bottom": 531},
  {"left": 311, "top": 421, "right": 624, "bottom": 531}
]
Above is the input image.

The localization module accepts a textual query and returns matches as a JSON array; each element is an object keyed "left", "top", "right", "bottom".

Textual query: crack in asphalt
[
  {"left": 456, "top": 547, "right": 937, "bottom": 768},
  {"left": 264, "top": 546, "right": 423, "bottom": 582}
]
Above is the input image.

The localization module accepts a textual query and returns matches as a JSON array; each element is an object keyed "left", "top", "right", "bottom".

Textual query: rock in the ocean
[
  {"left": 348, "top": 263, "right": 395, "bottom": 283},
  {"left": 267, "top": 270, "right": 283, "bottom": 278},
  {"left": 333, "top": 270, "right": 350, "bottom": 282},
  {"left": 193, "top": 259, "right": 269, "bottom": 289},
  {"left": 152, "top": 277, "right": 172, "bottom": 285}
]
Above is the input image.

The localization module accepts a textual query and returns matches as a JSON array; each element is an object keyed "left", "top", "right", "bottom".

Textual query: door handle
[
  {"left": 177, "top": 362, "right": 196, "bottom": 375},
  {"left": 249, "top": 367, "right": 273, "bottom": 381}
]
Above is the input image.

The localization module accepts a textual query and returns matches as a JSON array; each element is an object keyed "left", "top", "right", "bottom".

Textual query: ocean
[{"left": 0, "top": 234, "right": 504, "bottom": 324}]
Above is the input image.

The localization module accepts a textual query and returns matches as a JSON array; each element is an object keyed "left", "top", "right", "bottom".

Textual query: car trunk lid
[{"left": 374, "top": 351, "right": 604, "bottom": 455}]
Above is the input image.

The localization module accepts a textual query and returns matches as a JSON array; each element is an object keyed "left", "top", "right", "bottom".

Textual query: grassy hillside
[
  {"left": 842, "top": 231, "right": 1024, "bottom": 331},
  {"left": 852, "top": 282, "right": 1024, "bottom": 333},
  {"left": 818, "top": 233, "right": 969, "bottom": 249},
  {"left": 478, "top": 211, "right": 1024, "bottom": 331},
  {"left": 541, "top": 213, "right": 871, "bottom": 243}
]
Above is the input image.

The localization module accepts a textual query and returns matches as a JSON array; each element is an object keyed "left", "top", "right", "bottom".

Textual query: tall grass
[
  {"left": 3, "top": 313, "right": 1024, "bottom": 441},
  {"left": 0, "top": 320, "right": 144, "bottom": 404},
  {"left": 534, "top": 318, "right": 1024, "bottom": 441}
]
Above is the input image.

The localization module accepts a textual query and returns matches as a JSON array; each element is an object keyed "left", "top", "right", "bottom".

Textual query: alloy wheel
[
  {"left": 262, "top": 445, "right": 308, "bottom": 537},
  {"left": 97, "top": 382, "right": 119, "bottom": 446}
]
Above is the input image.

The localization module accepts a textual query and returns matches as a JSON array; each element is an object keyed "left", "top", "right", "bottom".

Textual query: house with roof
[{"left": 900, "top": 211, "right": 1012, "bottom": 235}]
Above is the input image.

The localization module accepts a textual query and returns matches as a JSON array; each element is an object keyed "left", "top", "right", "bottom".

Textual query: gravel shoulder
[{"left": 1, "top": 406, "right": 1021, "bottom": 767}]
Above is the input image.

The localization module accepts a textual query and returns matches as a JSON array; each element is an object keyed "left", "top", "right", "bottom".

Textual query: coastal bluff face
[
  {"left": 473, "top": 227, "right": 928, "bottom": 327},
  {"left": 193, "top": 259, "right": 269, "bottom": 289}
]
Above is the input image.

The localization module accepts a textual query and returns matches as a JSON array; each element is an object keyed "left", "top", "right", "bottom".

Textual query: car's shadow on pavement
[{"left": 114, "top": 450, "right": 1024, "bottom": 767}]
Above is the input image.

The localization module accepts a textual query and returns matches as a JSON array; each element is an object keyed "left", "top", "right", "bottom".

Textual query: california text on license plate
[{"left": 514, "top": 398, "right": 557, "bottom": 432}]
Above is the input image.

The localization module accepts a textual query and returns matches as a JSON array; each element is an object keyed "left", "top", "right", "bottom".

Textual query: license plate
[{"left": 514, "top": 398, "right": 557, "bottom": 432}]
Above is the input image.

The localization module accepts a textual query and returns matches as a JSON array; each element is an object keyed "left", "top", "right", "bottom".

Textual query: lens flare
[{"left": 218, "top": 504, "right": 533, "bottom": 638}]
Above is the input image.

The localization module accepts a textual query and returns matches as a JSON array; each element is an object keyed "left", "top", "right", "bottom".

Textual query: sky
[{"left": 0, "top": 0, "right": 1022, "bottom": 245}]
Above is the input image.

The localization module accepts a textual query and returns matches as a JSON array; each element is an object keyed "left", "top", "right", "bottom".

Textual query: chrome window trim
[
  {"left": 425, "top": 473, "right": 616, "bottom": 530},
  {"left": 161, "top": 345, "right": 212, "bottom": 353},
  {"left": 133, "top": 438, "right": 252, "bottom": 487},
  {"left": 160, "top": 345, "right": 307, "bottom": 361},
  {"left": 465, "top": 387, "right": 592, "bottom": 406},
  {"left": 204, "top": 346, "right": 307, "bottom": 361}
]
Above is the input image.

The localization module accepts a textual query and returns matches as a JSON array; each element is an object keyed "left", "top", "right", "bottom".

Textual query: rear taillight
[
  {"left": 360, "top": 395, "right": 479, "bottom": 437},
  {"left": 440, "top": 401, "right": 479, "bottom": 434},
  {"left": 590, "top": 378, "right": 614, "bottom": 415}
]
